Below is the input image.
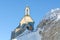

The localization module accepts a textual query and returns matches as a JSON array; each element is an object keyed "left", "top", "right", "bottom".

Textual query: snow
[{"left": 16, "top": 29, "right": 41, "bottom": 40}]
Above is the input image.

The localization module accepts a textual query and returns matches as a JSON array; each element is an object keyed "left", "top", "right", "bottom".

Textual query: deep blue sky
[{"left": 0, "top": 0, "right": 60, "bottom": 40}]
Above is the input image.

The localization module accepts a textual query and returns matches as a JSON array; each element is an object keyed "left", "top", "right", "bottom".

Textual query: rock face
[{"left": 38, "top": 8, "right": 60, "bottom": 40}]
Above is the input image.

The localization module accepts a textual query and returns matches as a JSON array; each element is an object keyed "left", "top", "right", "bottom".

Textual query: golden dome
[{"left": 20, "top": 6, "right": 34, "bottom": 26}]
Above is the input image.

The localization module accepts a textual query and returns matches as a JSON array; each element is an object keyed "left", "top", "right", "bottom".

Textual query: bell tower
[
  {"left": 20, "top": 6, "right": 34, "bottom": 31},
  {"left": 11, "top": 6, "right": 35, "bottom": 40}
]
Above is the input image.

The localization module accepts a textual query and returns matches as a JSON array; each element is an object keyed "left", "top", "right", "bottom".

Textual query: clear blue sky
[{"left": 0, "top": 0, "right": 60, "bottom": 40}]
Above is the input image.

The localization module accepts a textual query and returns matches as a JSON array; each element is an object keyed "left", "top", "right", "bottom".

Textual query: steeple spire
[{"left": 25, "top": 6, "right": 30, "bottom": 16}]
